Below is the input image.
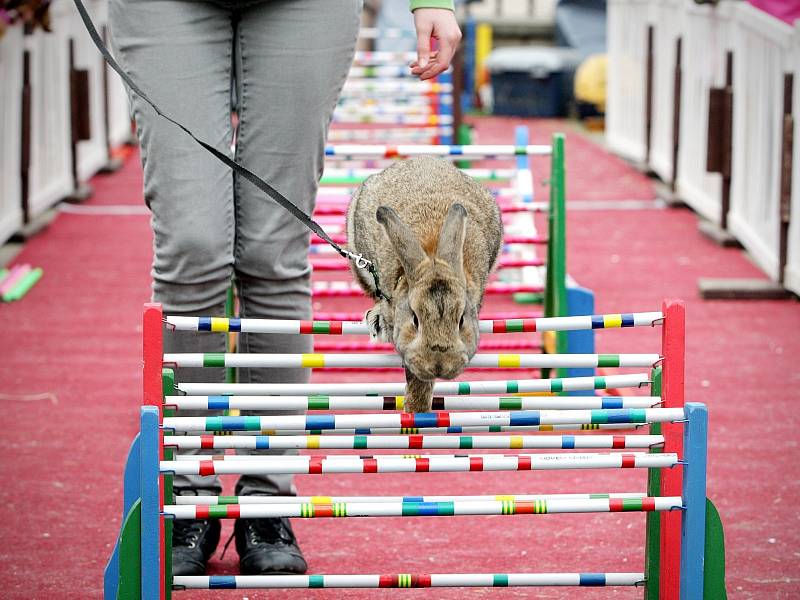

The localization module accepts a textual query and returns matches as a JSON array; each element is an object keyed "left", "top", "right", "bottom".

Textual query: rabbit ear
[
  {"left": 376, "top": 206, "right": 427, "bottom": 277},
  {"left": 436, "top": 203, "right": 467, "bottom": 275}
]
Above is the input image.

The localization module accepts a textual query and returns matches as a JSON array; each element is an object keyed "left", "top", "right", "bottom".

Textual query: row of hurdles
[{"left": 104, "top": 300, "right": 726, "bottom": 598}]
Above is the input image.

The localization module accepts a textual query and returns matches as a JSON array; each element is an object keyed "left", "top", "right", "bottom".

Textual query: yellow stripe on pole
[
  {"left": 475, "top": 23, "right": 493, "bottom": 87},
  {"left": 311, "top": 496, "right": 332, "bottom": 504},
  {"left": 603, "top": 314, "right": 623, "bottom": 328},
  {"left": 395, "top": 396, "right": 405, "bottom": 410},
  {"left": 210, "top": 317, "right": 229, "bottom": 332},
  {"left": 301, "top": 354, "right": 325, "bottom": 368},
  {"left": 510, "top": 435, "right": 524, "bottom": 449},
  {"left": 495, "top": 495, "right": 515, "bottom": 501},
  {"left": 498, "top": 354, "right": 521, "bottom": 368},
  {"left": 306, "top": 435, "right": 321, "bottom": 449}
]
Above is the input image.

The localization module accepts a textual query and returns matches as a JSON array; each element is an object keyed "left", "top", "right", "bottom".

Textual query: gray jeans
[{"left": 110, "top": 0, "right": 362, "bottom": 495}]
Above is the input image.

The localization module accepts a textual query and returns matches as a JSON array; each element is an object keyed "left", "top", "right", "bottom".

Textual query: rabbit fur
[{"left": 346, "top": 156, "right": 503, "bottom": 412}]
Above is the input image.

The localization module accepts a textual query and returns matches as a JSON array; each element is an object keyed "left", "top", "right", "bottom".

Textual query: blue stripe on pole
[
  {"left": 228, "top": 317, "right": 241, "bottom": 332},
  {"left": 209, "top": 576, "right": 237, "bottom": 589},
  {"left": 207, "top": 396, "right": 229, "bottom": 410},
  {"left": 447, "top": 427, "right": 463, "bottom": 433},
  {"left": 306, "top": 415, "right": 336, "bottom": 430},
  {"left": 621, "top": 313, "right": 635, "bottom": 327},
  {"left": 255, "top": 436, "right": 269, "bottom": 449},
  {"left": 450, "top": 146, "right": 463, "bottom": 155},
  {"left": 325, "top": 148, "right": 334, "bottom": 155},
  {"left": 413, "top": 413, "right": 439, "bottom": 428},
  {"left": 509, "top": 411, "right": 540, "bottom": 426},
  {"left": 607, "top": 410, "right": 635, "bottom": 424},
  {"left": 416, "top": 502, "right": 441, "bottom": 515},
  {"left": 579, "top": 573, "right": 606, "bottom": 586},
  {"left": 355, "top": 428, "right": 370, "bottom": 434},
  {"left": 198, "top": 317, "right": 212, "bottom": 331},
  {"left": 404, "top": 496, "right": 424, "bottom": 502},
  {"left": 591, "top": 315, "right": 604, "bottom": 329},
  {"left": 601, "top": 398, "right": 623, "bottom": 409},
  {"left": 561, "top": 435, "right": 575, "bottom": 449}
]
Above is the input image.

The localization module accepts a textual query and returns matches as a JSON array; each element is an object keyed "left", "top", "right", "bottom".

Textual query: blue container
[{"left": 486, "top": 47, "right": 581, "bottom": 117}]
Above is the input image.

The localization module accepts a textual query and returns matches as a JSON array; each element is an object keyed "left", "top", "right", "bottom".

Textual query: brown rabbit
[{"left": 346, "top": 156, "right": 503, "bottom": 412}]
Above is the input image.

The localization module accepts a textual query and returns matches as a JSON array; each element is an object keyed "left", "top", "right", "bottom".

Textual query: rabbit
[{"left": 346, "top": 156, "right": 503, "bottom": 413}]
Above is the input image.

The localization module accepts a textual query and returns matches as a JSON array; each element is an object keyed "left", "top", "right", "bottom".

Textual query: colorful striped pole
[
  {"left": 166, "top": 394, "right": 661, "bottom": 412},
  {"left": 161, "top": 452, "right": 680, "bottom": 476},
  {"left": 163, "top": 407, "right": 681, "bottom": 433},
  {"left": 324, "top": 143, "right": 551, "bottom": 158},
  {"left": 2, "top": 267, "right": 43, "bottom": 302},
  {"left": 174, "top": 572, "right": 646, "bottom": 589},
  {"left": 352, "top": 51, "right": 418, "bottom": 64},
  {"left": 164, "top": 312, "right": 663, "bottom": 334},
  {"left": 321, "top": 167, "right": 517, "bottom": 183},
  {"left": 331, "top": 114, "right": 454, "bottom": 125},
  {"left": 176, "top": 373, "right": 650, "bottom": 397},
  {"left": 310, "top": 281, "right": 545, "bottom": 298},
  {"left": 328, "top": 127, "right": 454, "bottom": 143},
  {"left": 334, "top": 104, "right": 439, "bottom": 117},
  {"left": 163, "top": 352, "right": 661, "bottom": 370},
  {"left": 165, "top": 433, "right": 665, "bottom": 451},
  {"left": 175, "top": 492, "right": 650, "bottom": 505},
  {"left": 168, "top": 424, "right": 639, "bottom": 436},
  {"left": 312, "top": 203, "right": 544, "bottom": 217},
  {"left": 341, "top": 80, "right": 452, "bottom": 93},
  {"left": 311, "top": 339, "right": 544, "bottom": 352},
  {"left": 165, "top": 495, "right": 682, "bottom": 519}
]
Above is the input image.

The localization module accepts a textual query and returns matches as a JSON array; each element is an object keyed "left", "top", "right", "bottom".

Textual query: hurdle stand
[{"left": 104, "top": 300, "right": 726, "bottom": 599}]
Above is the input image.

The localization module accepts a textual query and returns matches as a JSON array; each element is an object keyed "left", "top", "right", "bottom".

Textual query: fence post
[
  {"left": 66, "top": 37, "right": 93, "bottom": 202},
  {"left": 778, "top": 73, "right": 794, "bottom": 285}
]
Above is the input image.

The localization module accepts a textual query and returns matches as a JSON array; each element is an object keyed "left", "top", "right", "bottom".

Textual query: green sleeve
[{"left": 410, "top": 0, "right": 455, "bottom": 10}]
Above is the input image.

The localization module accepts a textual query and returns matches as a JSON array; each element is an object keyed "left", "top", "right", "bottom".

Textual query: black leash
[{"left": 72, "top": 0, "right": 391, "bottom": 303}]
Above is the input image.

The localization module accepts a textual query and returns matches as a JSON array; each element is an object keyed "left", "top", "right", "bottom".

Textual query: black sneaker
[
  {"left": 171, "top": 519, "right": 221, "bottom": 576},
  {"left": 234, "top": 518, "right": 308, "bottom": 575}
]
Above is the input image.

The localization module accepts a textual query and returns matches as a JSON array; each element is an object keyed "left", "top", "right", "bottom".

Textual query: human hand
[{"left": 410, "top": 8, "right": 462, "bottom": 80}]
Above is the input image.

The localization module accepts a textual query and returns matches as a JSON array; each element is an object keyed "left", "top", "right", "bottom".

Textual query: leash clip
[{"left": 345, "top": 250, "right": 372, "bottom": 270}]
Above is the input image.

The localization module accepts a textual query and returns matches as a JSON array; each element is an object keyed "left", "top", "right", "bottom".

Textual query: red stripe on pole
[
  {"left": 195, "top": 506, "right": 210, "bottom": 519},
  {"left": 379, "top": 575, "right": 396, "bottom": 588},
  {"left": 329, "top": 321, "right": 343, "bottom": 334},
  {"left": 198, "top": 461, "right": 216, "bottom": 476},
  {"left": 612, "top": 435, "right": 626, "bottom": 449},
  {"left": 200, "top": 435, "right": 215, "bottom": 449},
  {"left": 436, "top": 412, "right": 451, "bottom": 427},
  {"left": 609, "top": 499, "right": 623, "bottom": 512},
  {"left": 364, "top": 458, "right": 378, "bottom": 473},
  {"left": 621, "top": 454, "right": 636, "bottom": 468},
  {"left": 315, "top": 504, "right": 334, "bottom": 518},
  {"left": 228, "top": 505, "right": 241, "bottom": 518},
  {"left": 400, "top": 413, "right": 414, "bottom": 428},
  {"left": 385, "top": 146, "right": 399, "bottom": 158},
  {"left": 299, "top": 321, "right": 313, "bottom": 334},
  {"left": 492, "top": 320, "right": 504, "bottom": 333},
  {"left": 518, "top": 455, "right": 532, "bottom": 470},
  {"left": 469, "top": 456, "right": 483, "bottom": 471},
  {"left": 642, "top": 497, "right": 657, "bottom": 512},
  {"left": 309, "top": 457, "right": 324, "bottom": 474},
  {"left": 408, "top": 435, "right": 423, "bottom": 449},
  {"left": 413, "top": 575, "right": 432, "bottom": 587},
  {"left": 522, "top": 319, "right": 537, "bottom": 332},
  {"left": 516, "top": 501, "right": 535, "bottom": 514},
  {"left": 415, "top": 458, "right": 430, "bottom": 472}
]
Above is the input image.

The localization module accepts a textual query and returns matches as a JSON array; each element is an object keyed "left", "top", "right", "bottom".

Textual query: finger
[{"left": 416, "top": 27, "right": 433, "bottom": 69}]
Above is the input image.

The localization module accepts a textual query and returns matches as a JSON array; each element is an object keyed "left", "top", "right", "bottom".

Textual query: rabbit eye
[
  {"left": 459, "top": 313, "right": 465, "bottom": 329},
  {"left": 412, "top": 311, "right": 419, "bottom": 329}
]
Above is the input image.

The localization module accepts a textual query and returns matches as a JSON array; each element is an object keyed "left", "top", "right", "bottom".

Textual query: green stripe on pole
[
  {"left": 493, "top": 574, "right": 509, "bottom": 587},
  {"left": 550, "top": 379, "right": 563, "bottom": 393},
  {"left": 209, "top": 505, "right": 229, "bottom": 518},
  {"left": 244, "top": 416, "right": 261, "bottom": 431},
  {"left": 312, "top": 321, "right": 331, "bottom": 334},
  {"left": 514, "top": 146, "right": 527, "bottom": 155},
  {"left": 506, "top": 381, "right": 519, "bottom": 394},
  {"left": 622, "top": 498, "right": 643, "bottom": 511},
  {"left": 590, "top": 494, "right": 610, "bottom": 499},
  {"left": 506, "top": 319, "right": 524, "bottom": 333},
  {"left": 219, "top": 496, "right": 238, "bottom": 505},
  {"left": 309, "top": 575, "right": 324, "bottom": 588},
  {"left": 590, "top": 410, "right": 607, "bottom": 424},
  {"left": 308, "top": 395, "right": 329, "bottom": 410},
  {"left": 499, "top": 397, "right": 522, "bottom": 410},
  {"left": 594, "top": 376, "right": 607, "bottom": 389},
  {"left": 631, "top": 409, "right": 647, "bottom": 423},
  {"left": 458, "top": 382, "right": 471, "bottom": 395},
  {"left": 354, "top": 435, "right": 368, "bottom": 449},
  {"left": 203, "top": 353, "right": 226, "bottom": 368},
  {"left": 459, "top": 436, "right": 473, "bottom": 449},
  {"left": 598, "top": 354, "right": 620, "bottom": 368},
  {"left": 439, "top": 501, "right": 455, "bottom": 516},
  {"left": 206, "top": 417, "right": 222, "bottom": 431},
  {"left": 3, "top": 267, "right": 43, "bottom": 302}
]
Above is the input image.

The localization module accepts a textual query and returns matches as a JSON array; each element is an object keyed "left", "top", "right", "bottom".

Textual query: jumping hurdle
[{"left": 104, "top": 300, "right": 726, "bottom": 599}]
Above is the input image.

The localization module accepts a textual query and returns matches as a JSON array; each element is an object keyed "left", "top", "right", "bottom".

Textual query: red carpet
[{"left": 0, "top": 117, "right": 798, "bottom": 599}]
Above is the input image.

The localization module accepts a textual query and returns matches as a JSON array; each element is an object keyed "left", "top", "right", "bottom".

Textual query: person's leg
[
  {"left": 109, "top": 0, "right": 236, "bottom": 574},
  {"left": 230, "top": 0, "right": 361, "bottom": 574}
]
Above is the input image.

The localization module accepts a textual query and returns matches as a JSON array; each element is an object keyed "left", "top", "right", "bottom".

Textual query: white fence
[
  {"left": 0, "top": 0, "right": 132, "bottom": 245},
  {"left": 607, "top": 0, "right": 800, "bottom": 293},
  {"left": 785, "top": 27, "right": 800, "bottom": 296}
]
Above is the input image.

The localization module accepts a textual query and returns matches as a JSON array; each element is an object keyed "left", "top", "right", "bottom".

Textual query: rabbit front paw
[
  {"left": 403, "top": 369, "right": 434, "bottom": 413},
  {"left": 365, "top": 307, "right": 391, "bottom": 343}
]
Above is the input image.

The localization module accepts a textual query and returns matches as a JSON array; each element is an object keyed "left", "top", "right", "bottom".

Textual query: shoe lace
[
  {"left": 247, "top": 518, "right": 295, "bottom": 546},
  {"left": 172, "top": 519, "right": 208, "bottom": 548}
]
